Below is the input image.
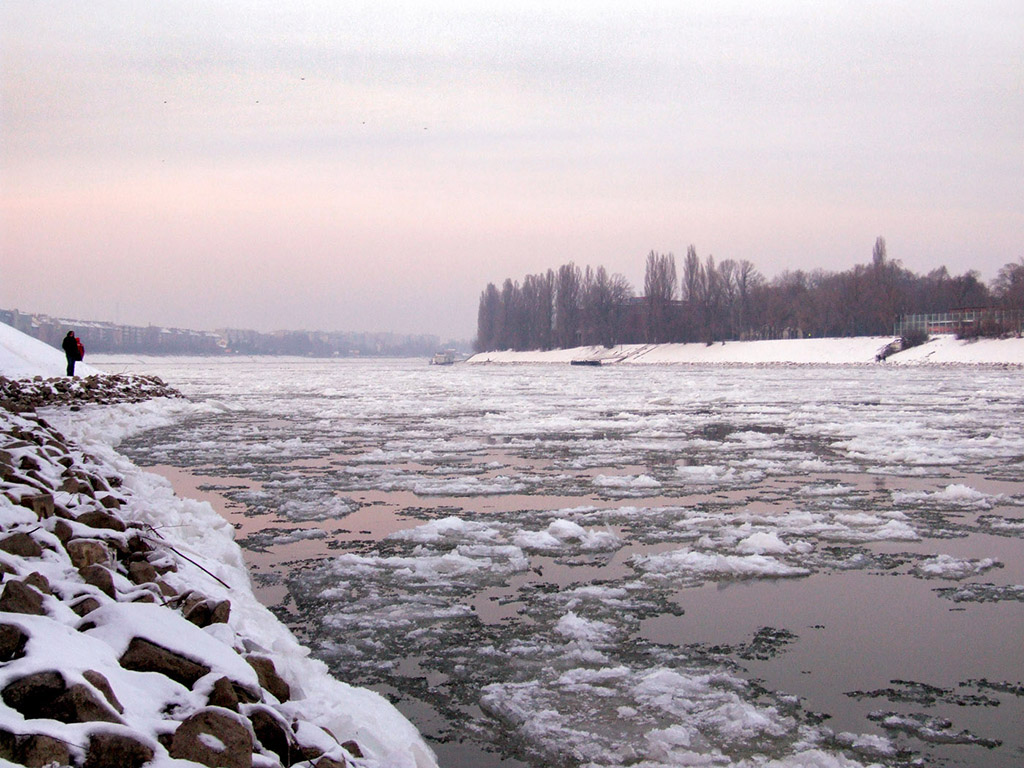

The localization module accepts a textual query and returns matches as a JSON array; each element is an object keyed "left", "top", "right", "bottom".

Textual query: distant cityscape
[{"left": 1, "top": 308, "right": 468, "bottom": 358}]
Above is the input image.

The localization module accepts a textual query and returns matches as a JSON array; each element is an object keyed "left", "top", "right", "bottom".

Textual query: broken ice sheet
[
  {"left": 102, "top": 359, "right": 1024, "bottom": 766},
  {"left": 910, "top": 554, "right": 1003, "bottom": 580}
]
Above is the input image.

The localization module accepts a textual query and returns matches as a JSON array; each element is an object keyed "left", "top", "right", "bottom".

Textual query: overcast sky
[{"left": 2, "top": 1, "right": 1021, "bottom": 339}]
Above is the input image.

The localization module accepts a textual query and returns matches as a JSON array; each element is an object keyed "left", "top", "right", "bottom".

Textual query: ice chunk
[
  {"left": 912, "top": 554, "right": 1002, "bottom": 580},
  {"left": 634, "top": 549, "right": 810, "bottom": 579}
]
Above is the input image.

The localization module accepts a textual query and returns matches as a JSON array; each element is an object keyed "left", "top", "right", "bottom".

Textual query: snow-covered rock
[{"left": 0, "top": 320, "right": 438, "bottom": 768}]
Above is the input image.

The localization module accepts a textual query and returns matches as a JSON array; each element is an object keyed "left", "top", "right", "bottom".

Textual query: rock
[
  {"left": 4, "top": 731, "right": 72, "bottom": 768},
  {"left": 119, "top": 637, "right": 211, "bottom": 688},
  {"left": 52, "top": 518, "right": 74, "bottom": 543},
  {"left": 247, "top": 655, "right": 291, "bottom": 702},
  {"left": 169, "top": 708, "right": 254, "bottom": 768},
  {"left": 207, "top": 676, "right": 262, "bottom": 711},
  {"left": 79, "top": 563, "right": 117, "bottom": 598},
  {"left": 185, "top": 598, "right": 232, "bottom": 628},
  {"left": 127, "top": 558, "right": 158, "bottom": 585},
  {"left": 0, "top": 579, "right": 46, "bottom": 615},
  {"left": 210, "top": 599, "right": 231, "bottom": 624},
  {"left": 247, "top": 705, "right": 299, "bottom": 765},
  {"left": 300, "top": 743, "right": 326, "bottom": 762},
  {"left": 155, "top": 579, "right": 177, "bottom": 597},
  {"left": 126, "top": 534, "right": 151, "bottom": 555},
  {"left": 66, "top": 539, "right": 110, "bottom": 569},
  {"left": 0, "top": 532, "right": 43, "bottom": 558},
  {"left": 83, "top": 670, "right": 124, "bottom": 714},
  {"left": 97, "top": 493, "right": 123, "bottom": 510},
  {"left": 0, "top": 623, "right": 29, "bottom": 661},
  {"left": 18, "top": 456, "right": 41, "bottom": 473},
  {"left": 26, "top": 493, "right": 55, "bottom": 519},
  {"left": 341, "top": 740, "right": 364, "bottom": 758},
  {"left": 0, "top": 727, "right": 15, "bottom": 760},
  {"left": 75, "top": 509, "right": 126, "bottom": 532},
  {"left": 71, "top": 596, "right": 102, "bottom": 617},
  {"left": 60, "top": 476, "right": 86, "bottom": 494},
  {"left": 315, "top": 757, "right": 349, "bottom": 768},
  {"left": 23, "top": 571, "right": 51, "bottom": 595},
  {"left": 84, "top": 730, "right": 154, "bottom": 768},
  {"left": 1, "top": 670, "right": 123, "bottom": 724}
]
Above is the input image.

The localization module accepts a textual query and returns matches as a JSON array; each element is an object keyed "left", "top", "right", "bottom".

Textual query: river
[{"left": 93, "top": 356, "right": 1024, "bottom": 768}]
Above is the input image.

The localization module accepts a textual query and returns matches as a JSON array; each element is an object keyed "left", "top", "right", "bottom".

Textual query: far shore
[{"left": 466, "top": 335, "right": 1024, "bottom": 366}]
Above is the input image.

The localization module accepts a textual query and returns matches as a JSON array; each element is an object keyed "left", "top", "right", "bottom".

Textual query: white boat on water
[{"left": 431, "top": 350, "right": 456, "bottom": 365}]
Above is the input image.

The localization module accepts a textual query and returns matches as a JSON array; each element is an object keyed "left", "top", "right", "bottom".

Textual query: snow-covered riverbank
[
  {"left": 0, "top": 323, "right": 437, "bottom": 768},
  {"left": 467, "top": 335, "right": 1024, "bottom": 366}
]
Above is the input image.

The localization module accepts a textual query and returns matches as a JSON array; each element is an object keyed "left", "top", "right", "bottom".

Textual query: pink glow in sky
[{"left": 2, "top": 1, "right": 1021, "bottom": 339}]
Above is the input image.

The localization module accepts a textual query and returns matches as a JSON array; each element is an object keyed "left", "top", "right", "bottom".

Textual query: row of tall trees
[{"left": 475, "top": 239, "right": 1024, "bottom": 352}]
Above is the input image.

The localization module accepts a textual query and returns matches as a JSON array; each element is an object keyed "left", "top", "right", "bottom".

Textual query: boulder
[
  {"left": 341, "top": 740, "right": 364, "bottom": 758},
  {"left": 126, "top": 534, "right": 152, "bottom": 555},
  {"left": 2, "top": 731, "right": 72, "bottom": 768},
  {"left": 127, "top": 558, "right": 158, "bottom": 585},
  {"left": 52, "top": 518, "right": 74, "bottom": 543},
  {"left": 0, "top": 579, "right": 46, "bottom": 616},
  {"left": 0, "top": 532, "right": 43, "bottom": 558},
  {"left": 22, "top": 572, "right": 51, "bottom": 595},
  {"left": 1, "top": 670, "right": 123, "bottom": 724},
  {"left": 97, "top": 494, "right": 123, "bottom": 510},
  {"left": 71, "top": 596, "right": 102, "bottom": 617},
  {"left": 246, "top": 655, "right": 291, "bottom": 702},
  {"left": 0, "top": 623, "right": 29, "bottom": 661},
  {"left": 84, "top": 730, "right": 155, "bottom": 768},
  {"left": 246, "top": 704, "right": 299, "bottom": 765},
  {"left": 66, "top": 539, "right": 110, "bottom": 569},
  {"left": 185, "top": 598, "right": 232, "bottom": 628},
  {"left": 79, "top": 563, "right": 117, "bottom": 598},
  {"left": 75, "top": 510, "right": 126, "bottom": 532},
  {"left": 26, "top": 493, "right": 55, "bottom": 519},
  {"left": 118, "top": 637, "right": 211, "bottom": 688},
  {"left": 207, "top": 676, "right": 262, "bottom": 711},
  {"left": 83, "top": 670, "right": 124, "bottom": 714},
  {"left": 169, "top": 708, "right": 254, "bottom": 768},
  {"left": 60, "top": 476, "right": 87, "bottom": 495}
]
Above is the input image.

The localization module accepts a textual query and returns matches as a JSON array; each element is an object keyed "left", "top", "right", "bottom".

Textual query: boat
[{"left": 431, "top": 350, "right": 456, "bottom": 365}]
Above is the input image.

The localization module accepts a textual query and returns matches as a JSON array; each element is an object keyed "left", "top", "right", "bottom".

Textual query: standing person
[{"left": 61, "top": 330, "right": 82, "bottom": 376}]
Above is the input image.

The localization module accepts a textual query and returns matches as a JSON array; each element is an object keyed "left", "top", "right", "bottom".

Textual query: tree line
[{"left": 475, "top": 238, "right": 1024, "bottom": 351}]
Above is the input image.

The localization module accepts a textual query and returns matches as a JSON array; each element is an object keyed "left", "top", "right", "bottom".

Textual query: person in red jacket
[{"left": 61, "top": 330, "right": 83, "bottom": 376}]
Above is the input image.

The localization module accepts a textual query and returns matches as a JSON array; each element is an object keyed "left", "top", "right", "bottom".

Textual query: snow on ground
[
  {"left": 467, "top": 334, "right": 1024, "bottom": 365},
  {"left": 0, "top": 321, "right": 103, "bottom": 378}
]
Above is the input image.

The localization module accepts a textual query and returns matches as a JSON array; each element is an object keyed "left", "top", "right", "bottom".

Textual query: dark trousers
[{"left": 66, "top": 357, "right": 76, "bottom": 376}]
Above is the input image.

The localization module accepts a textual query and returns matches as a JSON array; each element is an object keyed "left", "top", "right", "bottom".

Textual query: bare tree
[
  {"left": 474, "top": 283, "right": 503, "bottom": 351},
  {"left": 583, "top": 266, "right": 635, "bottom": 347},
  {"left": 643, "top": 251, "right": 677, "bottom": 343},
  {"left": 993, "top": 259, "right": 1024, "bottom": 310},
  {"left": 554, "top": 262, "right": 583, "bottom": 348}
]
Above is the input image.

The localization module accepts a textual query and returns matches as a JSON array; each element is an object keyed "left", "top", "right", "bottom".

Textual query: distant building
[
  {"left": 896, "top": 308, "right": 1023, "bottom": 337},
  {"left": 2, "top": 307, "right": 453, "bottom": 357}
]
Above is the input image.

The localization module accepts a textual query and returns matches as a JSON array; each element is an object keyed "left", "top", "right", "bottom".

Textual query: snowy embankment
[
  {"left": 0, "top": 322, "right": 437, "bottom": 768},
  {"left": 467, "top": 334, "right": 1024, "bottom": 365}
]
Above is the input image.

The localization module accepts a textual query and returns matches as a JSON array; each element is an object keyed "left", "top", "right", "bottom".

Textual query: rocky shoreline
[
  {"left": 0, "top": 376, "right": 367, "bottom": 768},
  {"left": 0, "top": 374, "right": 182, "bottom": 413}
]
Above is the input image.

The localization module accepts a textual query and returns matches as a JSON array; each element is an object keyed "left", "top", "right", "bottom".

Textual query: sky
[{"left": 2, "top": 1, "right": 1021, "bottom": 340}]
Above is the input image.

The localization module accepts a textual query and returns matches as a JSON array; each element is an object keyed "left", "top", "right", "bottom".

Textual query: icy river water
[{"left": 94, "top": 356, "right": 1023, "bottom": 768}]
